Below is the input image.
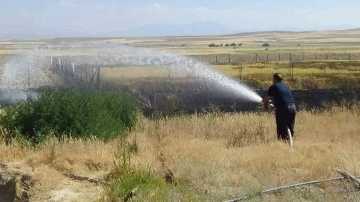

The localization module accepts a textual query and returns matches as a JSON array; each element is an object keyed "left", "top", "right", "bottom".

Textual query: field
[
  {"left": 0, "top": 29, "right": 360, "bottom": 202},
  {"left": 100, "top": 61, "right": 360, "bottom": 90},
  {"left": 1, "top": 107, "right": 360, "bottom": 201}
]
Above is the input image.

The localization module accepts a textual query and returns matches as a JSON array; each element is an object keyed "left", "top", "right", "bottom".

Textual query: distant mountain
[
  {"left": 113, "top": 21, "right": 235, "bottom": 37},
  {"left": 228, "top": 25, "right": 360, "bottom": 36},
  {"left": 1, "top": 23, "right": 359, "bottom": 39}
]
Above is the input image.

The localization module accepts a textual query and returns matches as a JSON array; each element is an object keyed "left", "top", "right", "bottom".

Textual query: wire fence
[
  {"left": 190, "top": 53, "right": 360, "bottom": 64},
  {"left": 1, "top": 52, "right": 360, "bottom": 67},
  {"left": 0, "top": 52, "right": 359, "bottom": 90}
]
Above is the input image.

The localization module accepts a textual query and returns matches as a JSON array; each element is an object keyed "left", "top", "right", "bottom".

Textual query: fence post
[
  {"left": 239, "top": 63, "right": 243, "bottom": 81},
  {"left": 291, "top": 63, "right": 295, "bottom": 86},
  {"left": 290, "top": 53, "right": 292, "bottom": 62},
  {"left": 27, "top": 66, "right": 30, "bottom": 90},
  {"left": 216, "top": 55, "right": 218, "bottom": 64},
  {"left": 72, "top": 63, "right": 76, "bottom": 79},
  {"left": 228, "top": 55, "right": 231, "bottom": 64},
  {"left": 315, "top": 54, "right": 317, "bottom": 60},
  {"left": 96, "top": 66, "right": 101, "bottom": 89}
]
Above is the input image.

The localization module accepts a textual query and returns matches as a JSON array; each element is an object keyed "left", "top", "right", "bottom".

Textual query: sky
[{"left": 0, "top": 0, "right": 360, "bottom": 38}]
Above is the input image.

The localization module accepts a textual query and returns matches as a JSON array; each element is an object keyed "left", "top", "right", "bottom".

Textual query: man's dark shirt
[{"left": 267, "top": 82, "right": 295, "bottom": 108}]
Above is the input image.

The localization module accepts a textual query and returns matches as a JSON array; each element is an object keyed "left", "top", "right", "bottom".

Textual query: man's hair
[{"left": 273, "top": 73, "right": 283, "bottom": 82}]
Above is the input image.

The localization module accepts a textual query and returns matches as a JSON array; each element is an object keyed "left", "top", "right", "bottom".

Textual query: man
[{"left": 262, "top": 73, "right": 297, "bottom": 141}]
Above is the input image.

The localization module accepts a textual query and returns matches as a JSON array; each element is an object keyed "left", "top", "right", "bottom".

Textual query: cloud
[
  {"left": 58, "top": 0, "right": 117, "bottom": 13},
  {"left": 19, "top": 8, "right": 31, "bottom": 18},
  {"left": 58, "top": 0, "right": 79, "bottom": 9}
]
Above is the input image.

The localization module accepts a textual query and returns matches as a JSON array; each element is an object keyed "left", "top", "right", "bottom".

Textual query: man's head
[{"left": 273, "top": 73, "right": 283, "bottom": 84}]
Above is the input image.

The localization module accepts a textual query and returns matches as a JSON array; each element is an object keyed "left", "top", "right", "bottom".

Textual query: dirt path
[
  {"left": 0, "top": 162, "right": 104, "bottom": 202},
  {"left": 47, "top": 180, "right": 103, "bottom": 202}
]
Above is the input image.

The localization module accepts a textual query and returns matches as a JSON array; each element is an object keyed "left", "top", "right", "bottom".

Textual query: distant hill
[
  {"left": 1, "top": 23, "right": 359, "bottom": 40},
  {"left": 227, "top": 26, "right": 360, "bottom": 37},
  {"left": 114, "top": 22, "right": 235, "bottom": 37}
]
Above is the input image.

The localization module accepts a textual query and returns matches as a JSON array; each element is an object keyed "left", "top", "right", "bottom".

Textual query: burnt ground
[
  {"left": 102, "top": 78, "right": 360, "bottom": 118},
  {"left": 0, "top": 78, "right": 358, "bottom": 118}
]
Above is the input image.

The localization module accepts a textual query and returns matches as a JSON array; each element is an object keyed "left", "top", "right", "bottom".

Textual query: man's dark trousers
[{"left": 275, "top": 104, "right": 297, "bottom": 140}]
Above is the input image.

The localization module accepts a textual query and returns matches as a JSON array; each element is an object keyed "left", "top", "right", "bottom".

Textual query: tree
[
  {"left": 230, "top": 43, "right": 237, "bottom": 46},
  {"left": 208, "top": 43, "right": 216, "bottom": 47}
]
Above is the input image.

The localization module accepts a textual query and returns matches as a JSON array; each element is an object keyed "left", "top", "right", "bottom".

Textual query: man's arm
[
  {"left": 262, "top": 85, "right": 274, "bottom": 104},
  {"left": 262, "top": 95, "right": 271, "bottom": 104}
]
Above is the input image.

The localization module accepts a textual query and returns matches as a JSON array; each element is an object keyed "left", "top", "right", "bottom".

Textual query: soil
[{"left": 0, "top": 162, "right": 104, "bottom": 202}]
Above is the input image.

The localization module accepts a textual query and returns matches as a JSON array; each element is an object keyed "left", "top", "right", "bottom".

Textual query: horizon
[{"left": 1, "top": 0, "right": 360, "bottom": 39}]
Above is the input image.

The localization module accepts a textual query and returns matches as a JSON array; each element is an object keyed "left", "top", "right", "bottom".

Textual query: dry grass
[
  {"left": 0, "top": 107, "right": 359, "bottom": 201},
  {"left": 213, "top": 62, "right": 360, "bottom": 89},
  {"left": 99, "top": 61, "right": 360, "bottom": 90}
]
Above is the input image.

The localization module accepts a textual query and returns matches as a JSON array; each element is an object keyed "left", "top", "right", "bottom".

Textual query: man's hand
[{"left": 262, "top": 95, "right": 271, "bottom": 104}]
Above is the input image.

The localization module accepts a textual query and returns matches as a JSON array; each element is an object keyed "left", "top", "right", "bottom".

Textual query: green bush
[
  {"left": 106, "top": 169, "right": 169, "bottom": 202},
  {"left": 104, "top": 139, "right": 169, "bottom": 202},
  {"left": 0, "top": 89, "right": 138, "bottom": 143}
]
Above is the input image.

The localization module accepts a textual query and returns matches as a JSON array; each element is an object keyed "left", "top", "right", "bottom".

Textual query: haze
[{"left": 1, "top": 0, "right": 360, "bottom": 38}]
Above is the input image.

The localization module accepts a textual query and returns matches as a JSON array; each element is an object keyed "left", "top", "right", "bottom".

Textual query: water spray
[{"left": 0, "top": 43, "right": 262, "bottom": 104}]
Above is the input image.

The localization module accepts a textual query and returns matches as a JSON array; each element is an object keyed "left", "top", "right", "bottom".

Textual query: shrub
[
  {"left": 208, "top": 43, "right": 216, "bottom": 47},
  {"left": 106, "top": 169, "right": 169, "bottom": 201},
  {"left": 262, "top": 43, "right": 270, "bottom": 47},
  {"left": 0, "top": 89, "right": 138, "bottom": 143},
  {"left": 225, "top": 43, "right": 230, "bottom": 47},
  {"left": 105, "top": 139, "right": 169, "bottom": 201},
  {"left": 230, "top": 43, "right": 237, "bottom": 46}
]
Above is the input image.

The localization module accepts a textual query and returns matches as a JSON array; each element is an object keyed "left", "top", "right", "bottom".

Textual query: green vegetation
[
  {"left": 107, "top": 169, "right": 169, "bottom": 202},
  {"left": 0, "top": 89, "right": 138, "bottom": 144},
  {"left": 105, "top": 140, "right": 170, "bottom": 202}
]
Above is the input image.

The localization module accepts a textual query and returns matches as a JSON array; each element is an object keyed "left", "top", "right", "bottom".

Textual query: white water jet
[
  {"left": 0, "top": 43, "right": 262, "bottom": 103},
  {"left": 98, "top": 44, "right": 262, "bottom": 103}
]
